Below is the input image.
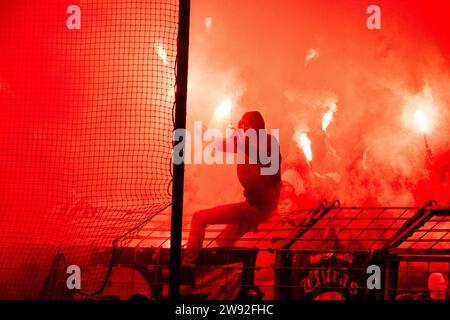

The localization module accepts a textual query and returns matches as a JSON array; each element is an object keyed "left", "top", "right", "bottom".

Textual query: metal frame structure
[
  {"left": 273, "top": 200, "right": 450, "bottom": 300},
  {"left": 379, "top": 201, "right": 450, "bottom": 299},
  {"left": 170, "top": 0, "right": 191, "bottom": 300},
  {"left": 55, "top": 199, "right": 448, "bottom": 300}
]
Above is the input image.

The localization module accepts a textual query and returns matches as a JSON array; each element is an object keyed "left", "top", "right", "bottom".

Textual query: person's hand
[
  {"left": 235, "top": 127, "right": 246, "bottom": 142},
  {"left": 225, "top": 126, "right": 235, "bottom": 139}
]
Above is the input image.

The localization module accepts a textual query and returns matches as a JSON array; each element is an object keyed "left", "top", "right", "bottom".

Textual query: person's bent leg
[
  {"left": 216, "top": 225, "right": 249, "bottom": 247},
  {"left": 183, "top": 209, "right": 209, "bottom": 266},
  {"left": 183, "top": 202, "right": 259, "bottom": 265}
]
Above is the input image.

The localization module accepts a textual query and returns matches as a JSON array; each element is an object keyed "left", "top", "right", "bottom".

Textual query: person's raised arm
[{"left": 215, "top": 126, "right": 238, "bottom": 153}]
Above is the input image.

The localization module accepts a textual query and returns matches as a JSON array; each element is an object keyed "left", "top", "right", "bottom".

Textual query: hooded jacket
[{"left": 235, "top": 111, "right": 282, "bottom": 211}]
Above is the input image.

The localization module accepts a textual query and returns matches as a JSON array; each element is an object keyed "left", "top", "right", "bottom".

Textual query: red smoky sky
[{"left": 184, "top": 0, "right": 450, "bottom": 211}]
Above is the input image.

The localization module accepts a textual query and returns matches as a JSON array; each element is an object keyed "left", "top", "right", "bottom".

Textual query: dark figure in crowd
[
  {"left": 396, "top": 272, "right": 448, "bottom": 300},
  {"left": 417, "top": 272, "right": 448, "bottom": 300},
  {"left": 182, "top": 111, "right": 282, "bottom": 283}
]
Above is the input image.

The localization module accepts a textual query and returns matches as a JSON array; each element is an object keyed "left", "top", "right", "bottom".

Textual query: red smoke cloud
[{"left": 185, "top": 0, "right": 450, "bottom": 212}]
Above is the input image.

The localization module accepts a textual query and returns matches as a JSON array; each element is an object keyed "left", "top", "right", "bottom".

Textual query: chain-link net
[{"left": 0, "top": 0, "right": 178, "bottom": 299}]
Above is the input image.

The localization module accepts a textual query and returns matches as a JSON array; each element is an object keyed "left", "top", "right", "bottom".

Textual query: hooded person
[
  {"left": 181, "top": 111, "right": 282, "bottom": 284},
  {"left": 400, "top": 272, "right": 448, "bottom": 300},
  {"left": 278, "top": 168, "right": 305, "bottom": 213},
  {"left": 427, "top": 272, "right": 448, "bottom": 300}
]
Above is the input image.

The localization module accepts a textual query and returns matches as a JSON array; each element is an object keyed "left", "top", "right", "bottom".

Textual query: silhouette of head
[
  {"left": 238, "top": 111, "right": 265, "bottom": 131},
  {"left": 428, "top": 272, "right": 447, "bottom": 300}
]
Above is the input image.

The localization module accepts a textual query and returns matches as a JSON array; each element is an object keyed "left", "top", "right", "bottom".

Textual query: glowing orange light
[
  {"left": 213, "top": 98, "right": 232, "bottom": 121},
  {"left": 205, "top": 17, "right": 213, "bottom": 32},
  {"left": 297, "top": 132, "right": 312, "bottom": 162},
  {"left": 155, "top": 43, "right": 168, "bottom": 65},
  {"left": 414, "top": 109, "right": 428, "bottom": 133},
  {"left": 305, "top": 48, "right": 318, "bottom": 66},
  {"left": 322, "top": 102, "right": 337, "bottom": 132},
  {"left": 168, "top": 87, "right": 175, "bottom": 98}
]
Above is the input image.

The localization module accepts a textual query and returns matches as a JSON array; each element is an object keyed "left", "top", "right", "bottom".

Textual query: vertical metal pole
[
  {"left": 169, "top": 0, "right": 190, "bottom": 300},
  {"left": 383, "top": 255, "right": 399, "bottom": 300}
]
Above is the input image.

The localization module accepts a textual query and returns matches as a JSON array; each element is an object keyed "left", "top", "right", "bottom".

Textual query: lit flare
[
  {"left": 156, "top": 43, "right": 168, "bottom": 65},
  {"left": 213, "top": 98, "right": 232, "bottom": 121},
  {"left": 305, "top": 48, "right": 318, "bottom": 66},
  {"left": 297, "top": 132, "right": 312, "bottom": 162},
  {"left": 322, "top": 102, "right": 337, "bottom": 132},
  {"left": 414, "top": 109, "right": 428, "bottom": 133}
]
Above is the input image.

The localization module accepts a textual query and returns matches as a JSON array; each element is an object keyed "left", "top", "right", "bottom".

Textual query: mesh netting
[{"left": 0, "top": 0, "right": 178, "bottom": 299}]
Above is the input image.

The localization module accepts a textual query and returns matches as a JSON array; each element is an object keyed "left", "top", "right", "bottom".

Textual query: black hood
[{"left": 238, "top": 111, "right": 265, "bottom": 130}]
